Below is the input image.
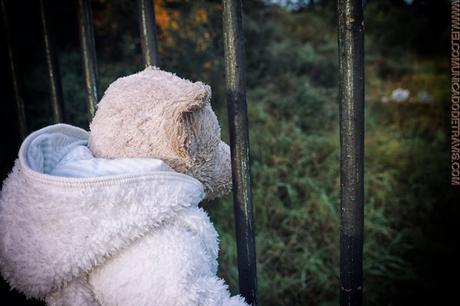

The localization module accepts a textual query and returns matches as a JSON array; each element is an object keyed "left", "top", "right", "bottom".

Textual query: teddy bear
[{"left": 0, "top": 67, "right": 249, "bottom": 306}]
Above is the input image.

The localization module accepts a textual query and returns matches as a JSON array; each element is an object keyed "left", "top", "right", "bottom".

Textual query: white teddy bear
[{"left": 0, "top": 67, "right": 248, "bottom": 306}]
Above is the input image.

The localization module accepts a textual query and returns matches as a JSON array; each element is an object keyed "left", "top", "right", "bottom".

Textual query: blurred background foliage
[{"left": 1, "top": 0, "right": 459, "bottom": 305}]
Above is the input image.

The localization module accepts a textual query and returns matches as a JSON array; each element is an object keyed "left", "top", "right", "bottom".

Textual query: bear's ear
[
  {"left": 177, "top": 81, "right": 211, "bottom": 113},
  {"left": 172, "top": 82, "right": 211, "bottom": 163}
]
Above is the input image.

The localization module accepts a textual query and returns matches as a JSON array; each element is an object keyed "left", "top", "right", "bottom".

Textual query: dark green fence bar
[
  {"left": 39, "top": 0, "right": 64, "bottom": 123},
  {"left": 1, "top": 0, "right": 27, "bottom": 139},
  {"left": 222, "top": 0, "right": 257, "bottom": 305},
  {"left": 337, "top": 0, "right": 365, "bottom": 305},
  {"left": 77, "top": 0, "right": 99, "bottom": 120},
  {"left": 138, "top": 0, "right": 159, "bottom": 67}
]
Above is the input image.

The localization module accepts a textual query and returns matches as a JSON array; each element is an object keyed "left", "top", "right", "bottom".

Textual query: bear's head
[{"left": 89, "top": 67, "right": 232, "bottom": 199}]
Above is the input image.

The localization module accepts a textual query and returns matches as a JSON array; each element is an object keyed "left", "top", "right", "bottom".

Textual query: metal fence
[{"left": 1, "top": 0, "right": 365, "bottom": 305}]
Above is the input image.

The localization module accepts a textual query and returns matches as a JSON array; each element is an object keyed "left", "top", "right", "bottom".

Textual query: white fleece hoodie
[{"left": 0, "top": 124, "right": 248, "bottom": 306}]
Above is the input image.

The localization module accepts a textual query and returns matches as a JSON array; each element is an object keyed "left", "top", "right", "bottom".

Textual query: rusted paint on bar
[
  {"left": 1, "top": 0, "right": 27, "bottom": 139},
  {"left": 40, "top": 0, "right": 65, "bottom": 123},
  {"left": 77, "top": 0, "right": 99, "bottom": 120},
  {"left": 222, "top": 0, "right": 257, "bottom": 305},
  {"left": 337, "top": 0, "right": 365, "bottom": 305},
  {"left": 138, "top": 0, "right": 159, "bottom": 67}
]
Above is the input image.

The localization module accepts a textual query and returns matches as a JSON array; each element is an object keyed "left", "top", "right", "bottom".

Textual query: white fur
[
  {"left": 0, "top": 124, "right": 248, "bottom": 306},
  {"left": 89, "top": 67, "right": 232, "bottom": 199}
]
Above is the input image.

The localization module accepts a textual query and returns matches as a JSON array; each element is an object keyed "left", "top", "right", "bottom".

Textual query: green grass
[
  {"left": 22, "top": 2, "right": 452, "bottom": 305},
  {"left": 205, "top": 54, "right": 449, "bottom": 305}
]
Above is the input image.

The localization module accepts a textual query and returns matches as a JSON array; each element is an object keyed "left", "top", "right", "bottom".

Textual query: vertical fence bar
[
  {"left": 138, "top": 0, "right": 159, "bottom": 67},
  {"left": 222, "top": 1, "right": 257, "bottom": 305},
  {"left": 1, "top": 0, "right": 27, "bottom": 139},
  {"left": 337, "top": 0, "right": 365, "bottom": 305},
  {"left": 77, "top": 0, "right": 98, "bottom": 120},
  {"left": 39, "top": 0, "right": 64, "bottom": 123}
]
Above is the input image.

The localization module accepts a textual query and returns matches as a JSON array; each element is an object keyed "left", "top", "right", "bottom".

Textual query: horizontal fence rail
[
  {"left": 222, "top": 0, "right": 258, "bottom": 305},
  {"left": 39, "top": 0, "right": 64, "bottom": 123},
  {"left": 77, "top": 0, "right": 99, "bottom": 120},
  {"left": 337, "top": 0, "right": 365, "bottom": 305},
  {"left": 139, "top": 0, "right": 159, "bottom": 67},
  {"left": 1, "top": 0, "right": 27, "bottom": 139}
]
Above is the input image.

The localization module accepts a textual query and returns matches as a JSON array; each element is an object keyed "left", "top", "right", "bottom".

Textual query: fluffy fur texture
[
  {"left": 0, "top": 68, "right": 247, "bottom": 306},
  {"left": 0, "top": 124, "right": 247, "bottom": 306},
  {"left": 89, "top": 67, "right": 232, "bottom": 199}
]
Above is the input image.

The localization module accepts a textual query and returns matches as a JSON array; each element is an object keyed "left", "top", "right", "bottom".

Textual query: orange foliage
[
  {"left": 155, "top": 0, "right": 209, "bottom": 31},
  {"left": 194, "top": 8, "right": 208, "bottom": 23},
  {"left": 155, "top": 0, "right": 179, "bottom": 30}
]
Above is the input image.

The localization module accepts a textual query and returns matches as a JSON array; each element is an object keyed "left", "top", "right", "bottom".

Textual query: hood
[{"left": 0, "top": 124, "right": 204, "bottom": 298}]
